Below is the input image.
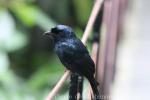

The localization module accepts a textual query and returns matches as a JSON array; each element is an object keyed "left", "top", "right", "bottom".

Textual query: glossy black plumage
[{"left": 45, "top": 25, "right": 100, "bottom": 99}]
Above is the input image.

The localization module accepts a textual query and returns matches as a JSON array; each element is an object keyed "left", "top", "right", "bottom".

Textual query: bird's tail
[{"left": 88, "top": 77, "right": 101, "bottom": 100}]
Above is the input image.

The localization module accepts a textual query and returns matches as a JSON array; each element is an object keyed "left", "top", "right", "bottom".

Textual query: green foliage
[
  {"left": 0, "top": 10, "right": 28, "bottom": 52},
  {"left": 0, "top": 0, "right": 93, "bottom": 99},
  {"left": 28, "top": 56, "right": 64, "bottom": 91},
  {"left": 11, "top": 3, "right": 56, "bottom": 30},
  {"left": 73, "top": 0, "right": 93, "bottom": 26}
]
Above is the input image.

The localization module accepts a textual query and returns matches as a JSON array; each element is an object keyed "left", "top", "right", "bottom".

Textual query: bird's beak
[{"left": 43, "top": 30, "right": 52, "bottom": 36}]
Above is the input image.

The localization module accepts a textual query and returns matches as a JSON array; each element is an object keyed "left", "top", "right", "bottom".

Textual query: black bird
[{"left": 45, "top": 25, "right": 100, "bottom": 99}]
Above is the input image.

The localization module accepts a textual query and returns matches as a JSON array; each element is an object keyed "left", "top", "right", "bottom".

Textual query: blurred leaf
[
  {"left": 57, "top": 92, "right": 68, "bottom": 100},
  {"left": 47, "top": 0, "right": 70, "bottom": 22},
  {"left": 0, "top": 9, "right": 15, "bottom": 47},
  {"left": 0, "top": 10, "right": 28, "bottom": 52},
  {"left": 11, "top": 4, "right": 37, "bottom": 26},
  {"left": 0, "top": 52, "right": 9, "bottom": 75},
  {"left": 28, "top": 56, "right": 64, "bottom": 91},
  {"left": 11, "top": 4, "right": 56, "bottom": 30},
  {"left": 73, "top": 0, "right": 93, "bottom": 26},
  {"left": 74, "top": 27, "right": 84, "bottom": 39},
  {"left": 35, "top": 8, "right": 56, "bottom": 30},
  {"left": 5, "top": 30, "right": 28, "bottom": 52}
]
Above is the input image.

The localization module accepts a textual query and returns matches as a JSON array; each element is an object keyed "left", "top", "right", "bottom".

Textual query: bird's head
[{"left": 44, "top": 25, "right": 76, "bottom": 42}]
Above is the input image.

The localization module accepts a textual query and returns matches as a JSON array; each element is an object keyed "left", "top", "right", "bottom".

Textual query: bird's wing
[{"left": 55, "top": 39, "right": 95, "bottom": 76}]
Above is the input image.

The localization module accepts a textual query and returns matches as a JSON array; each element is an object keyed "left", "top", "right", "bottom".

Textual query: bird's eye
[
  {"left": 51, "top": 28, "right": 58, "bottom": 33},
  {"left": 51, "top": 28, "right": 63, "bottom": 34}
]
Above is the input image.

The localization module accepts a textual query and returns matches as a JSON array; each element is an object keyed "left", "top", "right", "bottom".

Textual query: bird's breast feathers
[
  {"left": 54, "top": 38, "right": 95, "bottom": 74},
  {"left": 55, "top": 40, "right": 77, "bottom": 56},
  {"left": 54, "top": 39, "right": 88, "bottom": 57}
]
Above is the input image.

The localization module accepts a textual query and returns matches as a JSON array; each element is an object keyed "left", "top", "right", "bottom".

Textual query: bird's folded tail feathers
[{"left": 88, "top": 77, "right": 101, "bottom": 100}]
